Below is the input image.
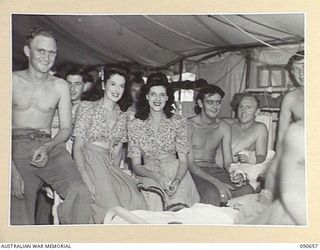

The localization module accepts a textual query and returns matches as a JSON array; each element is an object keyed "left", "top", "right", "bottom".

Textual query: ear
[
  {"left": 23, "top": 45, "right": 30, "bottom": 58},
  {"left": 197, "top": 99, "right": 203, "bottom": 109},
  {"left": 254, "top": 108, "right": 260, "bottom": 116},
  {"left": 146, "top": 94, "right": 149, "bottom": 100}
]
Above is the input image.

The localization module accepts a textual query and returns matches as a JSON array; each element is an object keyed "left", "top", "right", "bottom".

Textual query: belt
[{"left": 12, "top": 132, "right": 51, "bottom": 140}]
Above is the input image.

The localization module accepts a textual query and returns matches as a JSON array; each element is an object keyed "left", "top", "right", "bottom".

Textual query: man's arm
[
  {"left": 255, "top": 124, "right": 268, "bottom": 164},
  {"left": 279, "top": 121, "right": 306, "bottom": 225},
  {"left": 46, "top": 79, "right": 73, "bottom": 150},
  {"left": 276, "top": 93, "right": 293, "bottom": 151},
  {"left": 221, "top": 122, "right": 233, "bottom": 172}
]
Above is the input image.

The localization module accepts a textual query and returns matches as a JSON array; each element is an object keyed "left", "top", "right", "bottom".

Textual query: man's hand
[
  {"left": 230, "top": 170, "right": 247, "bottom": 187},
  {"left": 237, "top": 153, "right": 250, "bottom": 163},
  {"left": 11, "top": 170, "right": 24, "bottom": 200},
  {"left": 212, "top": 180, "right": 234, "bottom": 203},
  {"left": 30, "top": 144, "right": 50, "bottom": 168}
]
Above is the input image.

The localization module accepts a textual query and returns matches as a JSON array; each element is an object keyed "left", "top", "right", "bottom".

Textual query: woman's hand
[
  {"left": 167, "top": 178, "right": 180, "bottom": 196},
  {"left": 230, "top": 171, "right": 247, "bottom": 187},
  {"left": 155, "top": 173, "right": 171, "bottom": 191}
]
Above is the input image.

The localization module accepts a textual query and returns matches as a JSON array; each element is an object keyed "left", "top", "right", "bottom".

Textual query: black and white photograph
[{"left": 10, "top": 14, "right": 305, "bottom": 226}]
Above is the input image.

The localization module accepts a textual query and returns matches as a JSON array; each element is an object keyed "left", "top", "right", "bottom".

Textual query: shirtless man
[
  {"left": 188, "top": 85, "right": 253, "bottom": 206},
  {"left": 11, "top": 28, "right": 91, "bottom": 225},
  {"left": 228, "top": 94, "right": 268, "bottom": 164},
  {"left": 265, "top": 50, "right": 304, "bottom": 196},
  {"left": 35, "top": 67, "right": 89, "bottom": 224}
]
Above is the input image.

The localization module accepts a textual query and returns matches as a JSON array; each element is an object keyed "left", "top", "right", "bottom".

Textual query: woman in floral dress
[
  {"left": 73, "top": 65, "right": 147, "bottom": 223},
  {"left": 128, "top": 73, "right": 199, "bottom": 210}
]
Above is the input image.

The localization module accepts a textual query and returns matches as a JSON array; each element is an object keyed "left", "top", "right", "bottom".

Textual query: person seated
[
  {"left": 235, "top": 120, "right": 306, "bottom": 225},
  {"left": 188, "top": 85, "right": 254, "bottom": 207},
  {"left": 35, "top": 66, "right": 90, "bottom": 224},
  {"left": 118, "top": 73, "right": 145, "bottom": 118},
  {"left": 226, "top": 94, "right": 268, "bottom": 164},
  {"left": 11, "top": 27, "right": 91, "bottom": 225},
  {"left": 128, "top": 73, "right": 199, "bottom": 210},
  {"left": 73, "top": 65, "right": 147, "bottom": 223}
]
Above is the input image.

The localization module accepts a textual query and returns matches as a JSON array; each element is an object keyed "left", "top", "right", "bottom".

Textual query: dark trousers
[
  {"left": 191, "top": 165, "right": 254, "bottom": 206},
  {"left": 11, "top": 129, "right": 91, "bottom": 225}
]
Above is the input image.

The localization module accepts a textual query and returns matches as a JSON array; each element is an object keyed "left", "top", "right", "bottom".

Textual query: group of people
[{"left": 11, "top": 27, "right": 305, "bottom": 225}]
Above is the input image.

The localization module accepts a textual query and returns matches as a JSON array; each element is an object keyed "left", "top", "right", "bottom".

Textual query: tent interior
[
  {"left": 12, "top": 13, "right": 304, "bottom": 149},
  {"left": 11, "top": 13, "right": 306, "bottom": 225}
]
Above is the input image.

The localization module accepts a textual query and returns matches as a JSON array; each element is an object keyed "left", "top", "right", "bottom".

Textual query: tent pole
[{"left": 245, "top": 50, "right": 251, "bottom": 89}]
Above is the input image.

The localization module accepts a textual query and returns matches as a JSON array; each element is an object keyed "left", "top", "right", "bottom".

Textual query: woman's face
[
  {"left": 130, "top": 83, "right": 143, "bottom": 103},
  {"left": 146, "top": 85, "right": 168, "bottom": 112},
  {"left": 104, "top": 73, "right": 126, "bottom": 102}
]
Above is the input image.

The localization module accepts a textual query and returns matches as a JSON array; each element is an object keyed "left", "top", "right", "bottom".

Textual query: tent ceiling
[{"left": 12, "top": 14, "right": 304, "bottom": 70}]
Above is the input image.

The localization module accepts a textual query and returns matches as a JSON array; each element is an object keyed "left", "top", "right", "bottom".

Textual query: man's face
[
  {"left": 237, "top": 96, "right": 259, "bottom": 124},
  {"left": 130, "top": 83, "right": 143, "bottom": 103},
  {"left": 198, "top": 93, "right": 222, "bottom": 119},
  {"left": 25, "top": 35, "right": 57, "bottom": 74},
  {"left": 291, "top": 59, "right": 304, "bottom": 86},
  {"left": 67, "top": 74, "right": 85, "bottom": 102}
]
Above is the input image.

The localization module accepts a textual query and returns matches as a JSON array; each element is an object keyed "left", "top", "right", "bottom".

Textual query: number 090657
[{"left": 300, "top": 244, "right": 318, "bottom": 248}]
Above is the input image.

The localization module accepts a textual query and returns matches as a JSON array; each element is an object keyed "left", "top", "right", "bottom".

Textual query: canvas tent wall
[{"left": 12, "top": 14, "right": 304, "bottom": 117}]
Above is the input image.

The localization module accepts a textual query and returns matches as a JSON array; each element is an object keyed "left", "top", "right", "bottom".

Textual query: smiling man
[
  {"left": 11, "top": 28, "right": 91, "bottom": 225},
  {"left": 188, "top": 85, "right": 254, "bottom": 207},
  {"left": 229, "top": 94, "right": 268, "bottom": 164}
]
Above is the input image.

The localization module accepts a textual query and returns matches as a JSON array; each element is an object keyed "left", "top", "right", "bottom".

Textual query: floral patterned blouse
[
  {"left": 127, "top": 114, "right": 189, "bottom": 159},
  {"left": 73, "top": 99, "right": 128, "bottom": 145}
]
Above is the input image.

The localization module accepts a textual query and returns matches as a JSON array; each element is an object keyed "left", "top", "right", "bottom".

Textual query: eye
[
  {"left": 160, "top": 93, "right": 166, "bottom": 97},
  {"left": 38, "top": 49, "right": 45, "bottom": 54},
  {"left": 49, "top": 51, "right": 56, "bottom": 56},
  {"left": 120, "top": 84, "right": 125, "bottom": 88}
]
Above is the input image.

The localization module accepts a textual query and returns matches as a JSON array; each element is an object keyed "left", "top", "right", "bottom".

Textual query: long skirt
[
  {"left": 83, "top": 142, "right": 147, "bottom": 223},
  {"left": 139, "top": 154, "right": 200, "bottom": 210}
]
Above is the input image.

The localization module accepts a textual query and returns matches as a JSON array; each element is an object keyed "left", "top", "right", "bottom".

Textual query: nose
[{"left": 70, "top": 84, "right": 75, "bottom": 91}]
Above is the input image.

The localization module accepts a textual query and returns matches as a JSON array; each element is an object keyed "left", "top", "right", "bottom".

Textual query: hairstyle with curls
[
  {"left": 118, "top": 72, "right": 145, "bottom": 111},
  {"left": 25, "top": 27, "right": 57, "bottom": 47},
  {"left": 286, "top": 50, "right": 304, "bottom": 87},
  {"left": 194, "top": 84, "right": 225, "bottom": 114},
  {"left": 135, "top": 72, "right": 175, "bottom": 120},
  {"left": 83, "top": 64, "right": 130, "bottom": 103}
]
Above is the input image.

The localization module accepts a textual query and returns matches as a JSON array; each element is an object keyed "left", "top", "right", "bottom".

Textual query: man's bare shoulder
[
  {"left": 188, "top": 114, "right": 201, "bottom": 125},
  {"left": 12, "top": 70, "right": 27, "bottom": 82},
  {"left": 219, "top": 119, "right": 232, "bottom": 131},
  {"left": 51, "top": 75, "right": 69, "bottom": 93}
]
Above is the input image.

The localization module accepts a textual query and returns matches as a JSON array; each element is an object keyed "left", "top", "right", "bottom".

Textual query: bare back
[{"left": 12, "top": 70, "right": 69, "bottom": 132}]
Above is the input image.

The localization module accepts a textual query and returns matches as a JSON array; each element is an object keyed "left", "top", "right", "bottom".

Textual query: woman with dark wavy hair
[
  {"left": 73, "top": 64, "right": 147, "bottom": 223},
  {"left": 128, "top": 73, "right": 199, "bottom": 210}
]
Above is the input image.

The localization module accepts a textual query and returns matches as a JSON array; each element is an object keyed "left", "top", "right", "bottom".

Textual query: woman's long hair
[
  {"left": 118, "top": 73, "right": 145, "bottom": 111},
  {"left": 135, "top": 72, "right": 175, "bottom": 120},
  {"left": 83, "top": 64, "right": 130, "bottom": 105}
]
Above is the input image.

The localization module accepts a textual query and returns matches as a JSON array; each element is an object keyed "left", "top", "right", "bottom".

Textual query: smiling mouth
[
  {"left": 153, "top": 102, "right": 162, "bottom": 106},
  {"left": 111, "top": 93, "right": 120, "bottom": 98}
]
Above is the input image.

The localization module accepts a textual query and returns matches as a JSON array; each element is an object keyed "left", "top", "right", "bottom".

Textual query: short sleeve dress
[
  {"left": 128, "top": 114, "right": 199, "bottom": 209},
  {"left": 73, "top": 99, "right": 147, "bottom": 223}
]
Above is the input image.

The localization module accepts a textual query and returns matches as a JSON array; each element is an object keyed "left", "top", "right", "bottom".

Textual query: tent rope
[
  {"left": 220, "top": 15, "right": 304, "bottom": 57},
  {"left": 143, "top": 15, "right": 215, "bottom": 47}
]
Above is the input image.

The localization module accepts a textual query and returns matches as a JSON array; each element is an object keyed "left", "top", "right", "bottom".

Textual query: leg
[
  {"left": 11, "top": 158, "right": 43, "bottom": 225},
  {"left": 191, "top": 173, "right": 221, "bottom": 206},
  {"left": 35, "top": 188, "right": 54, "bottom": 225},
  {"left": 208, "top": 168, "right": 255, "bottom": 199},
  {"left": 38, "top": 144, "right": 91, "bottom": 224}
]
